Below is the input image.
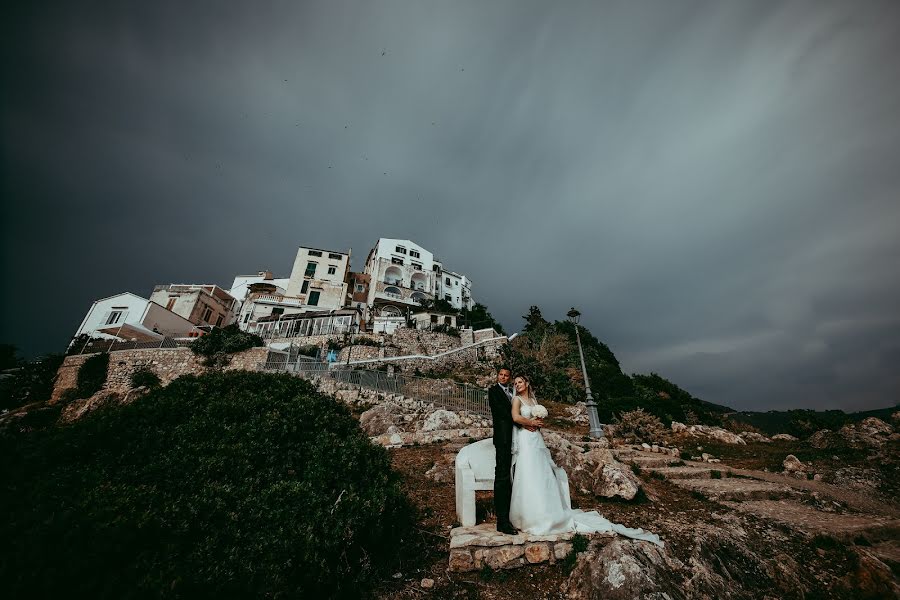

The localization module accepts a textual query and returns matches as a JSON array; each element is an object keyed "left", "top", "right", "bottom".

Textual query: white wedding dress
[{"left": 508, "top": 398, "right": 663, "bottom": 547}]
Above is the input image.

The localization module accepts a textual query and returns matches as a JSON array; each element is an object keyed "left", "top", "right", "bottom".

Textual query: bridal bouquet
[{"left": 531, "top": 405, "right": 548, "bottom": 419}]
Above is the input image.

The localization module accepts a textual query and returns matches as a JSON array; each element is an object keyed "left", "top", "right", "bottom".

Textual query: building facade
[
  {"left": 72, "top": 292, "right": 198, "bottom": 343},
  {"left": 149, "top": 284, "right": 237, "bottom": 328}
]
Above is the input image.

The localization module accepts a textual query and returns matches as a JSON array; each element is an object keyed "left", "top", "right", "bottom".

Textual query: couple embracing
[{"left": 488, "top": 367, "right": 663, "bottom": 546}]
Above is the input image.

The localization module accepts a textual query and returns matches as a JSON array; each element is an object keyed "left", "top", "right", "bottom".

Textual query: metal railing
[
  {"left": 70, "top": 337, "right": 195, "bottom": 355},
  {"left": 259, "top": 358, "right": 491, "bottom": 418}
]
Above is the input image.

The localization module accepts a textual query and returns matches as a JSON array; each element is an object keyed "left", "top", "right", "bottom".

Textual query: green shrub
[
  {"left": 613, "top": 408, "right": 666, "bottom": 444},
  {"left": 296, "top": 344, "right": 320, "bottom": 358},
  {"left": 0, "top": 371, "right": 412, "bottom": 599},
  {"left": 76, "top": 353, "right": 109, "bottom": 398},
  {"left": 129, "top": 368, "right": 161, "bottom": 389},
  {"left": 710, "top": 470, "right": 722, "bottom": 479},
  {"left": 190, "top": 325, "right": 263, "bottom": 367}
]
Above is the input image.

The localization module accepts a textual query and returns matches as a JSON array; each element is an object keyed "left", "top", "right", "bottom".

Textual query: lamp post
[
  {"left": 345, "top": 322, "right": 358, "bottom": 366},
  {"left": 567, "top": 308, "right": 604, "bottom": 439}
]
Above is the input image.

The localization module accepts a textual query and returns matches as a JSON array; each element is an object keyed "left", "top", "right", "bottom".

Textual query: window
[
  {"left": 243, "top": 313, "right": 250, "bottom": 323},
  {"left": 392, "top": 257, "right": 404, "bottom": 265},
  {"left": 384, "top": 286, "right": 402, "bottom": 296},
  {"left": 272, "top": 307, "right": 284, "bottom": 316},
  {"left": 395, "top": 246, "right": 407, "bottom": 254},
  {"left": 328, "top": 265, "right": 337, "bottom": 275},
  {"left": 105, "top": 310, "right": 124, "bottom": 325},
  {"left": 445, "top": 277, "right": 451, "bottom": 285},
  {"left": 301, "top": 280, "right": 309, "bottom": 294},
  {"left": 308, "top": 250, "right": 322, "bottom": 257},
  {"left": 308, "top": 290, "right": 320, "bottom": 306},
  {"left": 431, "top": 315, "right": 438, "bottom": 323},
  {"left": 328, "top": 253, "right": 343, "bottom": 259},
  {"left": 305, "top": 261, "right": 317, "bottom": 277},
  {"left": 455, "top": 281, "right": 459, "bottom": 286},
  {"left": 410, "top": 250, "right": 420, "bottom": 258},
  {"left": 433, "top": 265, "right": 440, "bottom": 272},
  {"left": 444, "top": 294, "right": 452, "bottom": 302},
  {"left": 202, "top": 307, "right": 213, "bottom": 322},
  {"left": 216, "top": 315, "right": 224, "bottom": 326},
  {"left": 355, "top": 284, "right": 365, "bottom": 293},
  {"left": 411, "top": 263, "right": 422, "bottom": 270},
  {"left": 166, "top": 297, "right": 176, "bottom": 311}
]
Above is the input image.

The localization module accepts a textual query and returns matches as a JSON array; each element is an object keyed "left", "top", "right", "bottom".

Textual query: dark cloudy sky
[{"left": 3, "top": 1, "right": 899, "bottom": 412}]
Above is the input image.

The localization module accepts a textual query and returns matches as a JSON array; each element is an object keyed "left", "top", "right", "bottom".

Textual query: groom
[{"left": 488, "top": 367, "right": 518, "bottom": 534}]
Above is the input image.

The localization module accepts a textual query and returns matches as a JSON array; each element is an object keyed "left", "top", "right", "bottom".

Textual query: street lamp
[
  {"left": 567, "top": 308, "right": 604, "bottom": 439},
  {"left": 345, "top": 322, "right": 359, "bottom": 366}
]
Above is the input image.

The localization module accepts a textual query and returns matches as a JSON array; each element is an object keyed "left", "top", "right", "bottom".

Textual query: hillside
[{"left": 503, "top": 306, "right": 896, "bottom": 433}]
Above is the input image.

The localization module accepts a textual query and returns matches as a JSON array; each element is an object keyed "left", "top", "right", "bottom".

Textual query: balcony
[
  {"left": 374, "top": 281, "right": 433, "bottom": 305},
  {"left": 249, "top": 293, "right": 305, "bottom": 307}
]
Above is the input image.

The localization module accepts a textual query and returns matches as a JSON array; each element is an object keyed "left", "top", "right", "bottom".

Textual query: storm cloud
[{"left": 3, "top": 0, "right": 899, "bottom": 411}]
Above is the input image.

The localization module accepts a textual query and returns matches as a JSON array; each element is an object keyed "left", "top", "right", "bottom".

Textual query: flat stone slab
[
  {"left": 724, "top": 500, "right": 900, "bottom": 543},
  {"left": 370, "top": 427, "right": 492, "bottom": 448},
  {"left": 648, "top": 466, "right": 713, "bottom": 480},
  {"left": 672, "top": 478, "right": 798, "bottom": 501},
  {"left": 448, "top": 523, "right": 613, "bottom": 572},
  {"left": 626, "top": 455, "right": 682, "bottom": 468}
]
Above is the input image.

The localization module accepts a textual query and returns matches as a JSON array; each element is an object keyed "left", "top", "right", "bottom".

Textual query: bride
[{"left": 508, "top": 375, "right": 663, "bottom": 546}]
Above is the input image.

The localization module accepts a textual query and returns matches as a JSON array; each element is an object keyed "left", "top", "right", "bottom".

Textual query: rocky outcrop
[
  {"left": 771, "top": 433, "right": 799, "bottom": 441},
  {"left": 359, "top": 402, "right": 402, "bottom": 436},
  {"left": 420, "top": 409, "right": 462, "bottom": 432},
  {"left": 782, "top": 454, "right": 805, "bottom": 474},
  {"left": 564, "top": 402, "right": 589, "bottom": 425},
  {"left": 739, "top": 431, "right": 771, "bottom": 443},
  {"left": 809, "top": 418, "right": 894, "bottom": 450},
  {"left": 671, "top": 422, "right": 746, "bottom": 445},
  {"left": 543, "top": 432, "right": 641, "bottom": 500}
]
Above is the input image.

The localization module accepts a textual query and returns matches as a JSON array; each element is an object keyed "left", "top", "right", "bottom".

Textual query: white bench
[{"left": 454, "top": 438, "right": 571, "bottom": 527}]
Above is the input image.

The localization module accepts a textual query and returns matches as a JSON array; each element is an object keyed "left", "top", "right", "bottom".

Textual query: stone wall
[{"left": 51, "top": 347, "right": 273, "bottom": 402}]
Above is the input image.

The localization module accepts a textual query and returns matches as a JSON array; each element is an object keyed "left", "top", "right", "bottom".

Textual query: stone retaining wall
[{"left": 51, "top": 347, "right": 272, "bottom": 402}]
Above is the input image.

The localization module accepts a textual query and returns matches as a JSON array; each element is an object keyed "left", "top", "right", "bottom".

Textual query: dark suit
[{"left": 488, "top": 382, "right": 515, "bottom": 527}]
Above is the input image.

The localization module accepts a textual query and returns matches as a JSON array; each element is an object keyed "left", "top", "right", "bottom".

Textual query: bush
[
  {"left": 76, "top": 353, "right": 109, "bottom": 398},
  {"left": 431, "top": 324, "right": 460, "bottom": 337},
  {"left": 0, "top": 354, "right": 64, "bottom": 410},
  {"left": 129, "top": 368, "right": 161, "bottom": 389},
  {"left": 190, "top": 325, "right": 263, "bottom": 367},
  {"left": 613, "top": 408, "right": 666, "bottom": 444},
  {"left": 0, "top": 371, "right": 412, "bottom": 599},
  {"left": 295, "top": 344, "right": 320, "bottom": 358}
]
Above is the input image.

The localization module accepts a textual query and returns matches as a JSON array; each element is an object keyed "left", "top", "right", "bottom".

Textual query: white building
[
  {"left": 285, "top": 246, "right": 350, "bottom": 310},
  {"left": 229, "top": 271, "right": 291, "bottom": 329},
  {"left": 149, "top": 284, "right": 237, "bottom": 328},
  {"left": 230, "top": 247, "right": 351, "bottom": 331},
  {"left": 362, "top": 238, "right": 474, "bottom": 321},
  {"left": 72, "top": 292, "right": 199, "bottom": 343}
]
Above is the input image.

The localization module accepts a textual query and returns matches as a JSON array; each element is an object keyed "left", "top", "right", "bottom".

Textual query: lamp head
[{"left": 566, "top": 308, "right": 581, "bottom": 324}]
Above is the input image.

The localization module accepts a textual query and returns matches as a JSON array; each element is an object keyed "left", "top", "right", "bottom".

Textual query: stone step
[
  {"left": 723, "top": 500, "right": 900, "bottom": 544},
  {"left": 671, "top": 478, "right": 799, "bottom": 502},
  {"left": 624, "top": 455, "right": 683, "bottom": 469},
  {"left": 647, "top": 466, "right": 714, "bottom": 480},
  {"left": 449, "top": 523, "right": 610, "bottom": 572}
]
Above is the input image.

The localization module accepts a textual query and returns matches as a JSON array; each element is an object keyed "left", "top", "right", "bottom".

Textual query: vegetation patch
[
  {"left": 75, "top": 352, "right": 110, "bottom": 398},
  {"left": 0, "top": 371, "right": 412, "bottom": 599},
  {"left": 129, "top": 367, "right": 161, "bottom": 389},
  {"left": 190, "top": 325, "right": 263, "bottom": 367},
  {"left": 0, "top": 350, "right": 64, "bottom": 410}
]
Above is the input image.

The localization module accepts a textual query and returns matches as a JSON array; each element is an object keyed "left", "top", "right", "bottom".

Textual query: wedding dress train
[{"left": 508, "top": 400, "right": 663, "bottom": 547}]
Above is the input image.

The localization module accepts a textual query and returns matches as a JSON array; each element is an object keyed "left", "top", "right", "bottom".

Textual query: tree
[
  {"left": 460, "top": 303, "right": 505, "bottom": 334},
  {"left": 522, "top": 306, "right": 548, "bottom": 333}
]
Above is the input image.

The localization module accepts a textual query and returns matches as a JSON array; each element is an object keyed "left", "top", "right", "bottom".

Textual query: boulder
[
  {"left": 782, "top": 454, "right": 805, "bottom": 473},
  {"left": 671, "top": 422, "right": 746, "bottom": 445},
  {"left": 420, "top": 409, "right": 462, "bottom": 432},
  {"left": 808, "top": 429, "right": 841, "bottom": 449},
  {"left": 359, "top": 402, "right": 401, "bottom": 436},
  {"left": 739, "top": 431, "right": 771, "bottom": 443},
  {"left": 543, "top": 432, "right": 640, "bottom": 500},
  {"left": 838, "top": 417, "right": 893, "bottom": 448},
  {"left": 772, "top": 433, "right": 799, "bottom": 441}
]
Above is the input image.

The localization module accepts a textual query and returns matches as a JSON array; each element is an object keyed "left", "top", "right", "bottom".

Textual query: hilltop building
[
  {"left": 72, "top": 292, "right": 198, "bottom": 343},
  {"left": 149, "top": 284, "right": 237, "bottom": 328}
]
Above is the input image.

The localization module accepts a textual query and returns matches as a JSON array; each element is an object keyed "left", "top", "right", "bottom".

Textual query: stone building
[{"left": 149, "top": 284, "right": 237, "bottom": 328}]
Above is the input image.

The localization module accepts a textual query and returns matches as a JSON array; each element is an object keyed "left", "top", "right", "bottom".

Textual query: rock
[
  {"left": 420, "top": 578, "right": 434, "bottom": 589},
  {"left": 701, "top": 453, "right": 712, "bottom": 461},
  {"left": 782, "top": 454, "right": 805, "bottom": 473},
  {"left": 483, "top": 545, "right": 525, "bottom": 569},
  {"left": 838, "top": 417, "right": 893, "bottom": 448},
  {"left": 651, "top": 444, "right": 660, "bottom": 453},
  {"left": 525, "top": 543, "right": 551, "bottom": 563},
  {"left": 641, "top": 443, "right": 651, "bottom": 451},
  {"left": 555, "top": 541, "right": 574, "bottom": 560},
  {"left": 359, "top": 402, "right": 401, "bottom": 436},
  {"left": 739, "top": 431, "right": 772, "bottom": 443},
  {"left": 425, "top": 456, "right": 455, "bottom": 483},
  {"left": 563, "top": 538, "right": 682, "bottom": 600},
  {"left": 543, "top": 432, "right": 641, "bottom": 500},
  {"left": 449, "top": 549, "right": 474, "bottom": 572},
  {"left": 420, "top": 409, "right": 462, "bottom": 432},
  {"left": 808, "top": 429, "right": 840, "bottom": 449},
  {"left": 671, "top": 421, "right": 687, "bottom": 433},
  {"left": 385, "top": 424, "right": 402, "bottom": 434},
  {"left": 772, "top": 433, "right": 799, "bottom": 441},
  {"left": 594, "top": 462, "right": 641, "bottom": 500}
]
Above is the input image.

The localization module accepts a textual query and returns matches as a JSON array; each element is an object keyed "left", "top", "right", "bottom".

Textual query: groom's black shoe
[{"left": 497, "top": 522, "right": 518, "bottom": 536}]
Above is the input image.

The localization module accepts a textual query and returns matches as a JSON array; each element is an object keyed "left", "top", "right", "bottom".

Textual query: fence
[
  {"left": 69, "top": 337, "right": 195, "bottom": 355},
  {"left": 258, "top": 358, "right": 491, "bottom": 418}
]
